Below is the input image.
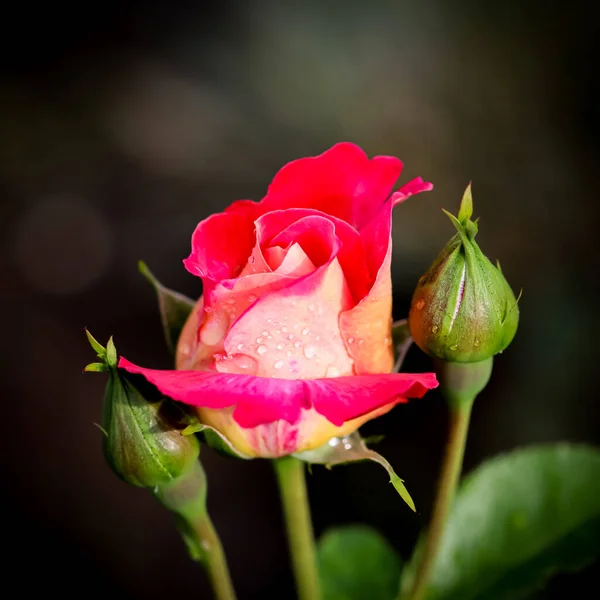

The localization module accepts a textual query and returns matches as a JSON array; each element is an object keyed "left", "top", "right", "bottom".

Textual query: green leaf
[
  {"left": 85, "top": 329, "right": 107, "bottom": 360},
  {"left": 106, "top": 336, "right": 117, "bottom": 368},
  {"left": 392, "top": 319, "right": 413, "bottom": 373},
  {"left": 402, "top": 444, "right": 600, "bottom": 600},
  {"left": 294, "top": 432, "right": 415, "bottom": 511},
  {"left": 319, "top": 525, "right": 402, "bottom": 600},
  {"left": 84, "top": 362, "right": 110, "bottom": 373},
  {"left": 457, "top": 182, "right": 473, "bottom": 224},
  {"left": 138, "top": 260, "right": 195, "bottom": 354}
]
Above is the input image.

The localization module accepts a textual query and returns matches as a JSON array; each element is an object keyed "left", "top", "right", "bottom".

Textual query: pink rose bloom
[{"left": 120, "top": 143, "right": 438, "bottom": 457}]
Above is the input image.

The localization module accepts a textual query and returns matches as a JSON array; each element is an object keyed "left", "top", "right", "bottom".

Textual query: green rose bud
[
  {"left": 409, "top": 184, "right": 520, "bottom": 363},
  {"left": 85, "top": 331, "right": 200, "bottom": 488}
]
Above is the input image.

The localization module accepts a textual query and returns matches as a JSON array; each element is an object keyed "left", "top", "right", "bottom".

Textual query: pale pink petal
[{"left": 223, "top": 255, "right": 354, "bottom": 379}]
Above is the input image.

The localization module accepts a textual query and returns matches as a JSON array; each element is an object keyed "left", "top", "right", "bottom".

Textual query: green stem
[
  {"left": 156, "top": 461, "right": 237, "bottom": 600},
  {"left": 274, "top": 457, "right": 321, "bottom": 600},
  {"left": 404, "top": 401, "right": 473, "bottom": 600},
  {"left": 192, "top": 513, "right": 238, "bottom": 600}
]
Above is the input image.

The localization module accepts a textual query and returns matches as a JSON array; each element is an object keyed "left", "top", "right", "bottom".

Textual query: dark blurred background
[{"left": 1, "top": 1, "right": 598, "bottom": 598}]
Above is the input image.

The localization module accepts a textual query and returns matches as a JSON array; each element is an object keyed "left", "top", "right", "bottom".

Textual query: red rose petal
[{"left": 118, "top": 357, "right": 438, "bottom": 428}]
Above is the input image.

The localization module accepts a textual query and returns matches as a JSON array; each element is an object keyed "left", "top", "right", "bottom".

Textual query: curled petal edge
[{"left": 119, "top": 357, "right": 438, "bottom": 429}]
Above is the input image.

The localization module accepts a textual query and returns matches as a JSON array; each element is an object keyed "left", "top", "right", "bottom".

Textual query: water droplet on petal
[
  {"left": 308, "top": 303, "right": 315, "bottom": 311},
  {"left": 294, "top": 341, "right": 302, "bottom": 348},
  {"left": 326, "top": 366, "right": 341, "bottom": 377},
  {"left": 257, "top": 345, "right": 268, "bottom": 355},
  {"left": 358, "top": 339, "right": 364, "bottom": 345},
  {"left": 385, "top": 337, "right": 392, "bottom": 346},
  {"left": 256, "top": 337, "right": 264, "bottom": 344},
  {"left": 281, "top": 326, "right": 288, "bottom": 333},
  {"left": 347, "top": 337, "right": 354, "bottom": 344},
  {"left": 286, "top": 351, "right": 292, "bottom": 357},
  {"left": 216, "top": 353, "right": 258, "bottom": 375},
  {"left": 303, "top": 345, "right": 316, "bottom": 358},
  {"left": 276, "top": 343, "right": 284, "bottom": 350},
  {"left": 236, "top": 343, "right": 244, "bottom": 351},
  {"left": 204, "top": 306, "right": 213, "bottom": 313},
  {"left": 301, "top": 327, "right": 309, "bottom": 335},
  {"left": 416, "top": 299, "right": 425, "bottom": 311},
  {"left": 249, "top": 255, "right": 255, "bottom": 264},
  {"left": 248, "top": 294, "right": 257, "bottom": 303},
  {"left": 262, "top": 330, "right": 269, "bottom": 336},
  {"left": 274, "top": 360, "right": 284, "bottom": 369},
  {"left": 474, "top": 339, "right": 480, "bottom": 347},
  {"left": 315, "top": 336, "right": 320, "bottom": 342},
  {"left": 449, "top": 344, "right": 458, "bottom": 351},
  {"left": 288, "top": 334, "right": 295, "bottom": 340}
]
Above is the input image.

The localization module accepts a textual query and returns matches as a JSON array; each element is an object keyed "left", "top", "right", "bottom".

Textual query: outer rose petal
[
  {"left": 228, "top": 143, "right": 403, "bottom": 231},
  {"left": 118, "top": 357, "right": 438, "bottom": 457},
  {"left": 341, "top": 180, "right": 434, "bottom": 374},
  {"left": 183, "top": 211, "right": 255, "bottom": 285},
  {"left": 391, "top": 177, "right": 434, "bottom": 205}
]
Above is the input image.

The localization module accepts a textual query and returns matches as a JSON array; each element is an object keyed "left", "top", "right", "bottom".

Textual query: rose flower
[{"left": 120, "top": 143, "right": 438, "bottom": 457}]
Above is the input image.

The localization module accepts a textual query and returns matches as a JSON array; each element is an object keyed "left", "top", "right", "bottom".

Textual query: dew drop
[
  {"left": 257, "top": 345, "right": 268, "bottom": 355},
  {"left": 303, "top": 345, "right": 316, "bottom": 358},
  {"left": 347, "top": 337, "right": 354, "bottom": 344},
  {"left": 216, "top": 354, "right": 258, "bottom": 375},
  {"left": 262, "top": 330, "right": 269, "bottom": 336},
  {"left": 248, "top": 255, "right": 255, "bottom": 264},
  {"left": 301, "top": 327, "right": 309, "bottom": 335},
  {"left": 274, "top": 360, "right": 284, "bottom": 369},
  {"left": 281, "top": 326, "right": 288, "bottom": 333},
  {"left": 474, "top": 339, "right": 480, "bottom": 347},
  {"left": 236, "top": 343, "right": 244, "bottom": 351},
  {"left": 248, "top": 295, "right": 257, "bottom": 303},
  {"left": 294, "top": 341, "right": 302, "bottom": 348},
  {"left": 288, "top": 334, "right": 296, "bottom": 341},
  {"left": 315, "top": 336, "right": 320, "bottom": 342},
  {"left": 256, "top": 337, "right": 264, "bottom": 344},
  {"left": 449, "top": 344, "right": 458, "bottom": 351},
  {"left": 286, "top": 351, "right": 292, "bottom": 357},
  {"left": 276, "top": 343, "right": 284, "bottom": 350},
  {"left": 385, "top": 337, "right": 392, "bottom": 346},
  {"left": 326, "top": 366, "right": 341, "bottom": 377},
  {"left": 358, "top": 339, "right": 364, "bottom": 345},
  {"left": 204, "top": 306, "right": 213, "bottom": 313},
  {"left": 416, "top": 298, "right": 425, "bottom": 311},
  {"left": 431, "top": 325, "right": 439, "bottom": 333},
  {"left": 308, "top": 303, "right": 315, "bottom": 311}
]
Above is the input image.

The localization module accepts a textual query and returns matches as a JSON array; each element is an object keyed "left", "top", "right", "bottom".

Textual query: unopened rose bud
[
  {"left": 85, "top": 331, "right": 200, "bottom": 488},
  {"left": 409, "top": 184, "right": 519, "bottom": 364}
]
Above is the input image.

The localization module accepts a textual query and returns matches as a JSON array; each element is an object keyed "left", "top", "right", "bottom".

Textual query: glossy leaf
[
  {"left": 138, "top": 260, "right": 195, "bottom": 353},
  {"left": 318, "top": 525, "right": 402, "bottom": 600},
  {"left": 402, "top": 444, "right": 600, "bottom": 600}
]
